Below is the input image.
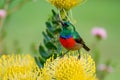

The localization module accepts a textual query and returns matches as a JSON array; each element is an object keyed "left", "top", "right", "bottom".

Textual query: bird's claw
[
  {"left": 60, "top": 54, "right": 64, "bottom": 58},
  {"left": 78, "top": 55, "right": 81, "bottom": 59}
]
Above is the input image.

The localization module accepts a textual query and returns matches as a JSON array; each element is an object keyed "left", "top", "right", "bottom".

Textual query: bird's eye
[{"left": 64, "top": 23, "right": 69, "bottom": 27}]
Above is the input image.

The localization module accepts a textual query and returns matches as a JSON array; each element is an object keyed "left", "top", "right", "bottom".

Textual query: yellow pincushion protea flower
[
  {"left": 41, "top": 53, "right": 97, "bottom": 80},
  {"left": 0, "top": 54, "right": 41, "bottom": 80},
  {"left": 48, "top": 0, "right": 84, "bottom": 10}
]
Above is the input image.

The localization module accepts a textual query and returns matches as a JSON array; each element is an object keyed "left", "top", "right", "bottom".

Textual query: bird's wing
[
  {"left": 72, "top": 31, "right": 85, "bottom": 44},
  {"left": 73, "top": 31, "right": 90, "bottom": 51},
  {"left": 74, "top": 37, "right": 85, "bottom": 44}
]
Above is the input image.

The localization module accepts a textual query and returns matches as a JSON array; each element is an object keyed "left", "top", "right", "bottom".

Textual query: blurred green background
[{"left": 3, "top": 0, "right": 120, "bottom": 80}]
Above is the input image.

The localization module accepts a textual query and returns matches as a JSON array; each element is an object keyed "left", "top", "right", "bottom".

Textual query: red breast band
[{"left": 59, "top": 37, "right": 76, "bottom": 50}]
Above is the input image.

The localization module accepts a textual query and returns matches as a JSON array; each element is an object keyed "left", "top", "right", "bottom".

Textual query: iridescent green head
[{"left": 60, "top": 21, "right": 75, "bottom": 35}]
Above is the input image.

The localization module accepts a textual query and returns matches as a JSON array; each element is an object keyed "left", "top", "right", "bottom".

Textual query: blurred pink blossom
[
  {"left": 91, "top": 27, "right": 107, "bottom": 39},
  {"left": 98, "top": 64, "right": 113, "bottom": 73},
  {"left": 0, "top": 9, "right": 6, "bottom": 18},
  {"left": 98, "top": 64, "right": 107, "bottom": 71},
  {"left": 107, "top": 66, "right": 113, "bottom": 73}
]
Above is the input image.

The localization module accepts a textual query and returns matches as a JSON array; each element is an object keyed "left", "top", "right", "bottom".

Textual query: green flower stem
[{"left": 60, "top": 9, "right": 69, "bottom": 21}]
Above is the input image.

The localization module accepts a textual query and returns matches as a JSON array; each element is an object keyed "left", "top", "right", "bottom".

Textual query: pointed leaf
[
  {"left": 43, "top": 39, "right": 47, "bottom": 45},
  {"left": 39, "top": 45, "right": 50, "bottom": 58},
  {"left": 45, "top": 41, "right": 57, "bottom": 50},
  {"left": 42, "top": 31, "right": 51, "bottom": 41},
  {"left": 46, "top": 29, "right": 54, "bottom": 38},
  {"left": 52, "top": 9, "right": 57, "bottom": 16},
  {"left": 45, "top": 21, "right": 53, "bottom": 30},
  {"left": 34, "top": 57, "right": 44, "bottom": 68},
  {"left": 53, "top": 28, "right": 62, "bottom": 34}
]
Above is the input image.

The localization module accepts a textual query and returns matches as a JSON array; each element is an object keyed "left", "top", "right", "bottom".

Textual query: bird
[{"left": 59, "top": 21, "right": 90, "bottom": 59}]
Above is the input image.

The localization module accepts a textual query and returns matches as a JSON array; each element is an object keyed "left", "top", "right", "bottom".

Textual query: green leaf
[
  {"left": 39, "top": 45, "right": 50, "bottom": 59},
  {"left": 34, "top": 57, "right": 44, "bottom": 68},
  {"left": 45, "top": 22, "right": 53, "bottom": 32},
  {"left": 45, "top": 41, "right": 57, "bottom": 50},
  {"left": 52, "top": 20, "right": 59, "bottom": 24},
  {"left": 46, "top": 29, "right": 54, "bottom": 38},
  {"left": 56, "top": 43, "right": 62, "bottom": 54},
  {"left": 42, "top": 31, "right": 51, "bottom": 41},
  {"left": 52, "top": 9, "right": 57, "bottom": 16},
  {"left": 53, "top": 28, "right": 62, "bottom": 34}
]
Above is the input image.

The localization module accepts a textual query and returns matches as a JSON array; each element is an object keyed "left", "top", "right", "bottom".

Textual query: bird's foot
[
  {"left": 78, "top": 50, "right": 81, "bottom": 59},
  {"left": 60, "top": 50, "right": 69, "bottom": 58},
  {"left": 78, "top": 55, "right": 81, "bottom": 59},
  {"left": 60, "top": 54, "right": 65, "bottom": 58}
]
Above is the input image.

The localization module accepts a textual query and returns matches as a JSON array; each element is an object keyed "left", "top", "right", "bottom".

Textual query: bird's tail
[{"left": 83, "top": 44, "right": 90, "bottom": 51}]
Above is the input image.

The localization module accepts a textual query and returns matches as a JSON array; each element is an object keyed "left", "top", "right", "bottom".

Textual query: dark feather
[
  {"left": 75, "top": 38, "right": 90, "bottom": 51},
  {"left": 82, "top": 44, "right": 90, "bottom": 51},
  {"left": 75, "top": 38, "right": 84, "bottom": 44}
]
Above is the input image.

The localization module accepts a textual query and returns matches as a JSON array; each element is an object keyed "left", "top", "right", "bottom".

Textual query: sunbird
[{"left": 59, "top": 21, "right": 90, "bottom": 59}]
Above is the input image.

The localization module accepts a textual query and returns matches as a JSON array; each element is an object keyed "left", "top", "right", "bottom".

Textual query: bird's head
[{"left": 59, "top": 21, "right": 75, "bottom": 34}]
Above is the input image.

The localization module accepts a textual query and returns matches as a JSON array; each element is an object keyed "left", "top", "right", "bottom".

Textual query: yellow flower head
[
  {"left": 0, "top": 54, "right": 41, "bottom": 80},
  {"left": 41, "top": 53, "right": 97, "bottom": 80},
  {"left": 48, "top": 0, "right": 84, "bottom": 10}
]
